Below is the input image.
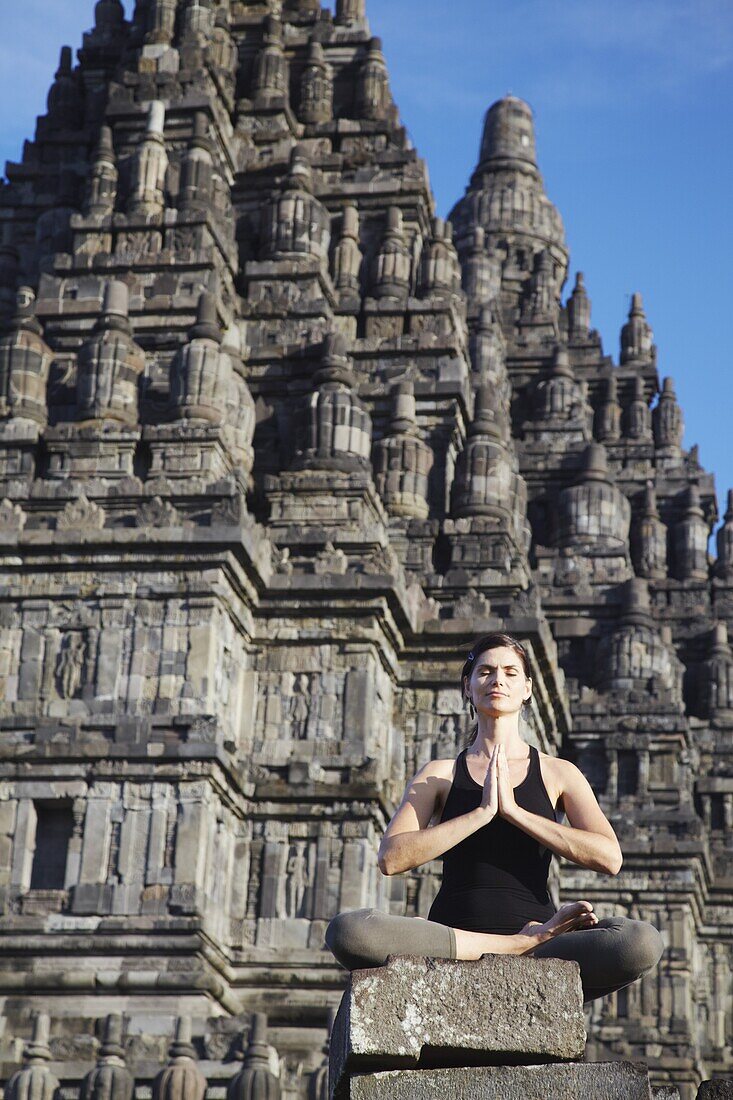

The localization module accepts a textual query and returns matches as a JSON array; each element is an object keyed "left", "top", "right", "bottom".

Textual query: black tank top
[{"left": 427, "top": 746, "right": 557, "bottom": 935}]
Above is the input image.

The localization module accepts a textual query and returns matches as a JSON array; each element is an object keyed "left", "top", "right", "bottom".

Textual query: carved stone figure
[
  {"left": 285, "top": 842, "right": 309, "bottom": 917},
  {"left": 56, "top": 633, "right": 86, "bottom": 699},
  {"left": 288, "top": 674, "right": 310, "bottom": 739}
]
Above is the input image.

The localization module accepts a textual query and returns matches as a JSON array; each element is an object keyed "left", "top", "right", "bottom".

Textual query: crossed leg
[{"left": 325, "top": 904, "right": 663, "bottom": 1003}]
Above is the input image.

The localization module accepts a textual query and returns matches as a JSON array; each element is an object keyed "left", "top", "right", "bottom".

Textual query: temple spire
[{"left": 478, "top": 94, "right": 538, "bottom": 169}]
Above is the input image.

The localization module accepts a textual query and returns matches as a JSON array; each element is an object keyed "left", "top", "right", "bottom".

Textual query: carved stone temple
[{"left": 0, "top": 2, "right": 730, "bottom": 1098}]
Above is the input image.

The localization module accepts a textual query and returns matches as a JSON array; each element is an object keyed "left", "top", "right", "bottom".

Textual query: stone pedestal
[
  {"left": 331, "top": 954, "right": 585, "bottom": 1084},
  {"left": 329, "top": 955, "right": 659, "bottom": 1100}
]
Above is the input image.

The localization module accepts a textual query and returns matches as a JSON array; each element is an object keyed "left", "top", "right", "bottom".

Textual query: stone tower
[{"left": 0, "top": 4, "right": 729, "bottom": 1098}]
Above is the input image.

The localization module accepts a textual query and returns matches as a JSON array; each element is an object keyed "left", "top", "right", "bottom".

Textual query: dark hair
[{"left": 460, "top": 632, "right": 532, "bottom": 692}]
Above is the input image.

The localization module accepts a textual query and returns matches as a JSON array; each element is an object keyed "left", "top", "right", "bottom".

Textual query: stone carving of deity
[{"left": 56, "top": 632, "right": 86, "bottom": 699}]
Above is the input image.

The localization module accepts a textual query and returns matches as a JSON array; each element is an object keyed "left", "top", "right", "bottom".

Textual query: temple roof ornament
[{"left": 557, "top": 443, "right": 631, "bottom": 550}]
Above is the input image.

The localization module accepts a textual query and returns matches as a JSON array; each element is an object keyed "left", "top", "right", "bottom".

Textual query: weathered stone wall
[{"left": 0, "top": 2, "right": 730, "bottom": 1098}]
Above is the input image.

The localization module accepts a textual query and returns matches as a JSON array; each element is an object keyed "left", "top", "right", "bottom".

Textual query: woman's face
[{"left": 465, "top": 645, "right": 532, "bottom": 717}]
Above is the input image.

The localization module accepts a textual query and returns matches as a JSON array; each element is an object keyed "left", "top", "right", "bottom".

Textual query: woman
[{"left": 326, "top": 633, "right": 663, "bottom": 1002}]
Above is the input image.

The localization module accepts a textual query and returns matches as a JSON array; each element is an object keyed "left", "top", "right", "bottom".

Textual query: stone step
[{"left": 346, "top": 1061, "right": 654, "bottom": 1099}]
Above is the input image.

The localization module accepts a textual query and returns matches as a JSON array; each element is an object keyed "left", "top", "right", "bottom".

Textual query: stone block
[
  {"left": 697, "top": 1083, "right": 733, "bottom": 1099},
  {"left": 347, "top": 1062, "right": 653, "bottom": 1099},
  {"left": 71, "top": 883, "right": 114, "bottom": 914},
  {"left": 330, "top": 954, "right": 585, "bottom": 1099}
]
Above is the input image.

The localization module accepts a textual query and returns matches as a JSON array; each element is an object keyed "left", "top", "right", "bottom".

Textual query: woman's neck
[{"left": 469, "top": 714, "right": 527, "bottom": 756}]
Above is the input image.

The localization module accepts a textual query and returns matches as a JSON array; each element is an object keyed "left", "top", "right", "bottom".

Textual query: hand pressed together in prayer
[{"left": 495, "top": 744, "right": 519, "bottom": 820}]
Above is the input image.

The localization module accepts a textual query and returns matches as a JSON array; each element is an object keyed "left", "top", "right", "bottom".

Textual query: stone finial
[
  {"left": 373, "top": 381, "right": 432, "bottom": 519},
  {"left": 579, "top": 442, "right": 610, "bottom": 482},
  {"left": 253, "top": 16, "right": 289, "bottom": 105},
  {"left": 594, "top": 374, "right": 621, "bottom": 442},
  {"left": 332, "top": 204, "right": 363, "bottom": 298},
  {"left": 227, "top": 1014, "right": 280, "bottom": 1100},
  {"left": 76, "top": 279, "right": 144, "bottom": 426},
  {"left": 298, "top": 39, "right": 333, "bottom": 124},
  {"left": 703, "top": 621, "right": 733, "bottom": 718},
  {"left": 0, "top": 287, "right": 53, "bottom": 427},
  {"left": 102, "top": 279, "right": 129, "bottom": 319},
  {"left": 631, "top": 481, "right": 667, "bottom": 580},
  {"left": 479, "top": 95, "right": 538, "bottom": 168},
  {"left": 673, "top": 484, "right": 709, "bottom": 581},
  {"left": 355, "top": 37, "right": 389, "bottom": 120},
  {"left": 460, "top": 226, "right": 501, "bottom": 303},
  {"left": 81, "top": 1015, "right": 134, "bottom": 1100},
  {"left": 419, "top": 217, "right": 462, "bottom": 300},
  {"left": 127, "top": 102, "right": 168, "bottom": 217},
  {"left": 169, "top": 292, "right": 232, "bottom": 424},
  {"left": 222, "top": 322, "right": 256, "bottom": 475},
  {"left": 335, "top": 0, "right": 366, "bottom": 23},
  {"left": 85, "top": 125, "right": 118, "bottom": 216},
  {"left": 318, "top": 331, "right": 350, "bottom": 376},
  {"left": 147, "top": 100, "right": 166, "bottom": 136},
  {"left": 209, "top": 6, "right": 237, "bottom": 88},
  {"left": 180, "top": 0, "right": 216, "bottom": 44},
  {"left": 450, "top": 81, "right": 568, "bottom": 309},
  {"left": 389, "top": 381, "right": 417, "bottom": 434},
  {"left": 620, "top": 291, "right": 655, "bottom": 364},
  {"left": 261, "top": 147, "right": 330, "bottom": 263},
  {"left": 715, "top": 488, "right": 733, "bottom": 578},
  {"left": 145, "top": 0, "right": 177, "bottom": 46},
  {"left": 596, "top": 576, "right": 683, "bottom": 700},
  {"left": 154, "top": 1018, "right": 206, "bottom": 1100},
  {"left": 556, "top": 443, "right": 631, "bottom": 549},
  {"left": 451, "top": 384, "right": 523, "bottom": 524},
  {"left": 308, "top": 1009, "right": 335, "bottom": 1100},
  {"left": 522, "top": 248, "right": 557, "bottom": 320},
  {"left": 191, "top": 291, "right": 222, "bottom": 343},
  {"left": 469, "top": 301, "right": 507, "bottom": 388},
  {"left": 294, "top": 336, "right": 371, "bottom": 472},
  {"left": 532, "top": 346, "right": 588, "bottom": 426},
  {"left": 0, "top": 222, "right": 20, "bottom": 318},
  {"left": 371, "top": 206, "right": 411, "bottom": 300},
  {"left": 653, "top": 376, "right": 683, "bottom": 451},
  {"left": 620, "top": 576, "right": 653, "bottom": 624},
  {"left": 624, "top": 374, "right": 652, "bottom": 440},
  {"left": 285, "top": 144, "right": 314, "bottom": 194},
  {"left": 46, "top": 46, "right": 81, "bottom": 129},
  {"left": 94, "top": 0, "right": 125, "bottom": 38},
  {"left": 179, "top": 112, "right": 214, "bottom": 211},
  {"left": 567, "top": 271, "right": 591, "bottom": 339},
  {"left": 5, "top": 1014, "right": 60, "bottom": 1100}
]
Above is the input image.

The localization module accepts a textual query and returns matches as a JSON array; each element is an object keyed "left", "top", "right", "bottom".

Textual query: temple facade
[{"left": 0, "top": 2, "right": 730, "bottom": 1097}]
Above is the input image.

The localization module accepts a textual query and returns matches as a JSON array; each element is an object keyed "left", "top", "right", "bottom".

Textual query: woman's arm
[
  {"left": 496, "top": 748, "right": 623, "bottom": 875},
  {"left": 378, "top": 751, "right": 498, "bottom": 876}
]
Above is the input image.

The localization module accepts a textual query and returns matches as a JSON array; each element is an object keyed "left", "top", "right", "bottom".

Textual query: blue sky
[{"left": 1, "top": 1, "right": 732, "bottom": 520}]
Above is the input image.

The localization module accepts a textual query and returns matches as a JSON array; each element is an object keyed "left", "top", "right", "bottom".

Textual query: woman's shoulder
[
  {"left": 537, "top": 751, "right": 585, "bottom": 790},
  {"left": 414, "top": 755, "right": 459, "bottom": 782}
]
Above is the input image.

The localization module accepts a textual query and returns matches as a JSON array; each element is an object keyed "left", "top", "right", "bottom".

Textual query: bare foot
[{"left": 519, "top": 901, "right": 598, "bottom": 954}]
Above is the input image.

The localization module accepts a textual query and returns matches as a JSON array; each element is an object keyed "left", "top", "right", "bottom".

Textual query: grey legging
[{"left": 325, "top": 909, "right": 664, "bottom": 1003}]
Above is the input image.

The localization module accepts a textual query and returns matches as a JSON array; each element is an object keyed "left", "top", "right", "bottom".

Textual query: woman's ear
[{"left": 524, "top": 677, "right": 533, "bottom": 702}]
